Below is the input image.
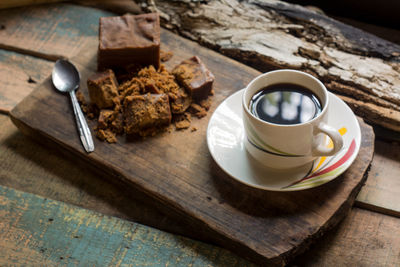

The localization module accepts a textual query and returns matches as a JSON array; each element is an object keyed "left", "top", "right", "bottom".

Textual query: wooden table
[{"left": 0, "top": 3, "right": 399, "bottom": 266}]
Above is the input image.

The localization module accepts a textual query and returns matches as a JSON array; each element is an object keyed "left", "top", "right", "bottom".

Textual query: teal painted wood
[
  {"left": 0, "top": 185, "right": 254, "bottom": 267},
  {"left": 3, "top": 3, "right": 113, "bottom": 39},
  {"left": 0, "top": 4, "right": 114, "bottom": 59}
]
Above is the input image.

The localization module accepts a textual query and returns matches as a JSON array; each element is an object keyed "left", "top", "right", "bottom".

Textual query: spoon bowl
[
  {"left": 52, "top": 59, "right": 94, "bottom": 153},
  {"left": 52, "top": 59, "right": 81, "bottom": 93}
]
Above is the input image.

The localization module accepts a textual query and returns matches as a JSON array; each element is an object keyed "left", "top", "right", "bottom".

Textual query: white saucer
[{"left": 207, "top": 89, "right": 361, "bottom": 191}]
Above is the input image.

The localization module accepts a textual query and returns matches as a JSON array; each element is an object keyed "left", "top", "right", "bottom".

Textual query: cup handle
[{"left": 312, "top": 123, "right": 343, "bottom": 157}]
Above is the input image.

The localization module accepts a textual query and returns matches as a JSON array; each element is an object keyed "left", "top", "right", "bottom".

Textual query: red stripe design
[{"left": 286, "top": 139, "right": 356, "bottom": 187}]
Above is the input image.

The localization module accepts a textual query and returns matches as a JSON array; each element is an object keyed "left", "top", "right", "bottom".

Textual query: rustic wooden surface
[
  {"left": 0, "top": 4, "right": 110, "bottom": 61},
  {"left": 1, "top": 113, "right": 399, "bottom": 266},
  {"left": 294, "top": 208, "right": 400, "bottom": 266},
  {"left": 0, "top": 50, "right": 53, "bottom": 114},
  {"left": 0, "top": 2, "right": 399, "bottom": 266},
  {"left": 0, "top": 4, "right": 112, "bottom": 113},
  {"left": 139, "top": 0, "right": 400, "bottom": 133},
  {"left": 355, "top": 140, "right": 400, "bottom": 217},
  {"left": 0, "top": 4, "right": 399, "bottom": 218},
  {"left": 10, "top": 24, "right": 374, "bottom": 266},
  {"left": 2, "top": 184, "right": 399, "bottom": 267},
  {"left": 0, "top": 185, "right": 253, "bottom": 266}
]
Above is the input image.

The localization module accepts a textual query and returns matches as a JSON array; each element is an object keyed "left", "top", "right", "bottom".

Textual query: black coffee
[{"left": 249, "top": 83, "right": 322, "bottom": 125}]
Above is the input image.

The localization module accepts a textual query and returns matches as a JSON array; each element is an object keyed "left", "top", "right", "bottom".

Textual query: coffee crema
[{"left": 249, "top": 83, "right": 322, "bottom": 125}]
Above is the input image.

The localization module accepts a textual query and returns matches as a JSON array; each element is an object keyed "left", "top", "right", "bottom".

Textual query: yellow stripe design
[{"left": 312, "top": 127, "right": 347, "bottom": 172}]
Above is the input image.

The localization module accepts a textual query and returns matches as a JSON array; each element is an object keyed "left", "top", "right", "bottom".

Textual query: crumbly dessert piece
[
  {"left": 96, "top": 108, "right": 124, "bottom": 142},
  {"left": 97, "top": 128, "right": 117, "bottom": 143},
  {"left": 86, "top": 103, "right": 99, "bottom": 120},
  {"left": 98, "top": 109, "right": 114, "bottom": 129},
  {"left": 189, "top": 103, "right": 207, "bottom": 118},
  {"left": 87, "top": 69, "right": 120, "bottom": 109},
  {"left": 167, "top": 86, "right": 191, "bottom": 115},
  {"left": 119, "top": 65, "right": 191, "bottom": 114},
  {"left": 172, "top": 56, "right": 215, "bottom": 101},
  {"left": 110, "top": 112, "right": 124, "bottom": 134},
  {"left": 118, "top": 77, "right": 142, "bottom": 98},
  {"left": 139, "top": 65, "right": 191, "bottom": 114},
  {"left": 76, "top": 91, "right": 88, "bottom": 113},
  {"left": 174, "top": 112, "right": 191, "bottom": 130},
  {"left": 160, "top": 50, "right": 173, "bottom": 62},
  {"left": 199, "top": 98, "right": 212, "bottom": 111},
  {"left": 123, "top": 93, "right": 171, "bottom": 135},
  {"left": 98, "top": 13, "right": 160, "bottom": 71}
]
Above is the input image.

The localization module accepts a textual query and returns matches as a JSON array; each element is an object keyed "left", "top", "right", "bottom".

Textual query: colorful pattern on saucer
[{"left": 283, "top": 127, "right": 356, "bottom": 190}]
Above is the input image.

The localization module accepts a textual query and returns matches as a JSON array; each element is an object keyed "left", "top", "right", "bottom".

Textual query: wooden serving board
[{"left": 9, "top": 29, "right": 374, "bottom": 266}]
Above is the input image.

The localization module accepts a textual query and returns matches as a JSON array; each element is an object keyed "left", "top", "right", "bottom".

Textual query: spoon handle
[{"left": 69, "top": 90, "right": 95, "bottom": 153}]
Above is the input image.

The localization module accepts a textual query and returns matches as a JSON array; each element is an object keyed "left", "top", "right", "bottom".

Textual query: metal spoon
[{"left": 52, "top": 59, "right": 94, "bottom": 153}]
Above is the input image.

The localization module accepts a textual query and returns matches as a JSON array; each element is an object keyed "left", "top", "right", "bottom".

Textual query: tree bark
[{"left": 138, "top": 0, "right": 400, "bottom": 132}]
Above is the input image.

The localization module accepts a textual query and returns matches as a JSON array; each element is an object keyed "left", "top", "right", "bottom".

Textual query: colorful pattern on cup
[
  {"left": 244, "top": 120, "right": 305, "bottom": 157},
  {"left": 283, "top": 127, "right": 355, "bottom": 190}
]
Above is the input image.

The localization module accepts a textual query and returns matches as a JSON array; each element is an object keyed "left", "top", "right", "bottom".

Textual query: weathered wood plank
[
  {"left": 0, "top": 0, "right": 139, "bottom": 13},
  {"left": 138, "top": 0, "right": 400, "bottom": 132},
  {"left": 0, "top": 49, "right": 53, "bottom": 114},
  {"left": 331, "top": 15, "right": 400, "bottom": 46},
  {"left": 0, "top": 0, "right": 63, "bottom": 9},
  {"left": 0, "top": 2, "right": 398, "bottom": 218},
  {"left": 0, "top": 0, "right": 395, "bottom": 226},
  {"left": 0, "top": 3, "right": 114, "bottom": 113},
  {"left": 0, "top": 185, "right": 253, "bottom": 266},
  {"left": 294, "top": 208, "right": 400, "bottom": 266},
  {"left": 0, "top": 4, "right": 113, "bottom": 60},
  {"left": 0, "top": 114, "right": 196, "bottom": 238},
  {"left": 1, "top": 113, "right": 399, "bottom": 266},
  {"left": 9, "top": 26, "right": 375, "bottom": 265},
  {"left": 74, "top": 0, "right": 141, "bottom": 14},
  {"left": 356, "top": 139, "right": 400, "bottom": 217},
  {"left": 0, "top": 2, "right": 397, "bottom": 265}
]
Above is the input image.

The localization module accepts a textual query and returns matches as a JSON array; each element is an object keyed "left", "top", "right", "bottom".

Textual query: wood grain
[
  {"left": 0, "top": 0, "right": 140, "bottom": 14},
  {"left": 0, "top": 0, "right": 64, "bottom": 9},
  {"left": 3, "top": 113, "right": 400, "bottom": 266},
  {"left": 294, "top": 208, "right": 400, "bottom": 266},
  {"left": 0, "top": 4, "right": 112, "bottom": 113},
  {"left": 2, "top": 183, "right": 400, "bottom": 267},
  {"left": 0, "top": 185, "right": 253, "bottom": 266},
  {"left": 0, "top": 4, "right": 112, "bottom": 60},
  {"left": 0, "top": 2, "right": 396, "bottom": 266},
  {"left": 0, "top": 114, "right": 199, "bottom": 239},
  {"left": 73, "top": 0, "right": 141, "bottom": 14},
  {"left": 9, "top": 28, "right": 374, "bottom": 265},
  {"left": 356, "top": 140, "right": 400, "bottom": 217},
  {"left": 0, "top": 0, "right": 396, "bottom": 218},
  {"left": 139, "top": 0, "right": 400, "bottom": 132},
  {"left": 0, "top": 50, "right": 53, "bottom": 114}
]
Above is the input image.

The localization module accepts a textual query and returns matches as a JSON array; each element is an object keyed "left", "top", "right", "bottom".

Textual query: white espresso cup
[{"left": 242, "top": 69, "right": 343, "bottom": 169}]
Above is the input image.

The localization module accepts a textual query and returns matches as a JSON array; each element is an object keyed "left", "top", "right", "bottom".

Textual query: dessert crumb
[
  {"left": 160, "top": 50, "right": 173, "bottom": 62},
  {"left": 189, "top": 103, "right": 207, "bottom": 118}
]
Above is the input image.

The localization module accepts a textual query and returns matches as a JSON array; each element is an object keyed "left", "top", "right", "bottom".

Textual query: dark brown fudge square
[
  {"left": 87, "top": 69, "right": 119, "bottom": 109},
  {"left": 172, "top": 56, "right": 214, "bottom": 101},
  {"left": 123, "top": 94, "right": 171, "bottom": 134},
  {"left": 98, "top": 13, "right": 160, "bottom": 71}
]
